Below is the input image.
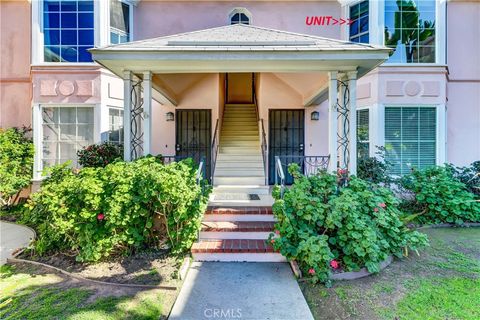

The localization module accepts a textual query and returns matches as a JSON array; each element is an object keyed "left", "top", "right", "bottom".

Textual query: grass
[
  {"left": 301, "top": 228, "right": 480, "bottom": 320},
  {"left": 0, "top": 264, "right": 177, "bottom": 320}
]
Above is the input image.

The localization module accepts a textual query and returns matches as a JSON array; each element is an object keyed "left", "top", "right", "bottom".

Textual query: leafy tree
[{"left": 0, "top": 128, "right": 34, "bottom": 209}]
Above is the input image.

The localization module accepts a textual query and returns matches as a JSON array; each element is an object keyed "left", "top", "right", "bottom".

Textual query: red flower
[
  {"left": 379, "top": 203, "right": 386, "bottom": 208},
  {"left": 270, "top": 239, "right": 275, "bottom": 244},
  {"left": 97, "top": 213, "right": 105, "bottom": 221},
  {"left": 330, "top": 260, "right": 339, "bottom": 269},
  {"left": 337, "top": 168, "right": 348, "bottom": 175},
  {"left": 274, "top": 230, "right": 280, "bottom": 235},
  {"left": 308, "top": 268, "right": 315, "bottom": 275},
  {"left": 374, "top": 207, "right": 379, "bottom": 212}
]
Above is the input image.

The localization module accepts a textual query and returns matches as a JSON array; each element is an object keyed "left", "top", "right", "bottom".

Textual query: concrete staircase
[{"left": 213, "top": 103, "right": 265, "bottom": 186}]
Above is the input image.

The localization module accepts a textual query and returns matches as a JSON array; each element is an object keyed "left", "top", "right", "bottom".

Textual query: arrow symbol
[{"left": 332, "top": 18, "right": 339, "bottom": 25}]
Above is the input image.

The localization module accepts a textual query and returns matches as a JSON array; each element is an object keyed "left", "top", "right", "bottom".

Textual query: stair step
[
  {"left": 215, "top": 162, "right": 263, "bottom": 168},
  {"left": 219, "top": 141, "right": 260, "bottom": 147},
  {"left": 225, "top": 103, "right": 256, "bottom": 107},
  {"left": 201, "top": 221, "right": 274, "bottom": 232},
  {"left": 213, "top": 186, "right": 271, "bottom": 195},
  {"left": 214, "top": 170, "right": 264, "bottom": 177},
  {"left": 213, "top": 176, "right": 266, "bottom": 185},
  {"left": 216, "top": 154, "right": 263, "bottom": 161},
  {"left": 191, "top": 239, "right": 275, "bottom": 253}
]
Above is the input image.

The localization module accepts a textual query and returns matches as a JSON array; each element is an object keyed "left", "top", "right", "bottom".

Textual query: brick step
[
  {"left": 191, "top": 240, "right": 285, "bottom": 262},
  {"left": 192, "top": 239, "right": 275, "bottom": 253},
  {"left": 204, "top": 206, "right": 275, "bottom": 222},
  {"left": 199, "top": 221, "right": 274, "bottom": 240}
]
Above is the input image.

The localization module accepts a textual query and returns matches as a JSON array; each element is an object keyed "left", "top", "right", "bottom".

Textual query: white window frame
[
  {"left": 32, "top": 0, "right": 135, "bottom": 64},
  {"left": 382, "top": 0, "right": 446, "bottom": 65},
  {"left": 106, "top": 106, "right": 124, "bottom": 145},
  {"left": 346, "top": 0, "right": 370, "bottom": 43},
  {"left": 379, "top": 104, "right": 446, "bottom": 175},
  {"left": 356, "top": 106, "right": 371, "bottom": 158},
  {"left": 32, "top": 103, "right": 99, "bottom": 180},
  {"left": 228, "top": 7, "right": 252, "bottom": 25}
]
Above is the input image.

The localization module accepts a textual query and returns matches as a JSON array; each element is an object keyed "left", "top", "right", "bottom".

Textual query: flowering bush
[
  {"left": 270, "top": 164, "right": 428, "bottom": 284},
  {"left": 446, "top": 161, "right": 480, "bottom": 198},
  {"left": 0, "top": 127, "right": 34, "bottom": 209},
  {"left": 77, "top": 142, "right": 123, "bottom": 168},
  {"left": 400, "top": 166, "right": 480, "bottom": 225},
  {"left": 24, "top": 157, "right": 210, "bottom": 262}
]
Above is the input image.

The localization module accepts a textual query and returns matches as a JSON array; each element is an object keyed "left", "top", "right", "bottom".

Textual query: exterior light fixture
[
  {"left": 166, "top": 112, "right": 174, "bottom": 121},
  {"left": 311, "top": 111, "right": 320, "bottom": 121}
]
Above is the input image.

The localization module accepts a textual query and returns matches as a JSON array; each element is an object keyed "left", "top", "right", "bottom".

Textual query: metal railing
[
  {"left": 211, "top": 119, "right": 220, "bottom": 183},
  {"left": 260, "top": 119, "right": 268, "bottom": 185},
  {"left": 275, "top": 156, "right": 286, "bottom": 197},
  {"left": 275, "top": 155, "right": 330, "bottom": 197}
]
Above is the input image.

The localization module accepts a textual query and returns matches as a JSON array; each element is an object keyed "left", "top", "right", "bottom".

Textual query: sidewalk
[
  {"left": 0, "top": 221, "right": 35, "bottom": 265},
  {"left": 169, "top": 262, "right": 314, "bottom": 320}
]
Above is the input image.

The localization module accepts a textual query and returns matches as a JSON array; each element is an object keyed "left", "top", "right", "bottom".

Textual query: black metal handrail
[
  {"left": 211, "top": 119, "right": 220, "bottom": 183},
  {"left": 260, "top": 119, "right": 268, "bottom": 185},
  {"left": 252, "top": 73, "right": 259, "bottom": 121}
]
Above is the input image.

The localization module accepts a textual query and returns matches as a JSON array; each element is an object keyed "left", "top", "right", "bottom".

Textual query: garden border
[{"left": 416, "top": 222, "right": 480, "bottom": 230}]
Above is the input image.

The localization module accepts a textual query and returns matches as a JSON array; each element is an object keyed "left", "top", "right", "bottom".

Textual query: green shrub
[
  {"left": 400, "top": 166, "right": 480, "bottom": 225},
  {"left": 77, "top": 142, "right": 123, "bottom": 168},
  {"left": 357, "top": 146, "right": 393, "bottom": 186},
  {"left": 24, "top": 157, "right": 210, "bottom": 262},
  {"left": 446, "top": 161, "right": 480, "bottom": 198},
  {"left": 270, "top": 164, "right": 428, "bottom": 284},
  {"left": 0, "top": 128, "right": 34, "bottom": 209}
]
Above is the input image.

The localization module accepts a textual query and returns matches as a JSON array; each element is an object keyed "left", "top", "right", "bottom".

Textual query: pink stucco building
[{"left": 1, "top": 0, "right": 479, "bottom": 185}]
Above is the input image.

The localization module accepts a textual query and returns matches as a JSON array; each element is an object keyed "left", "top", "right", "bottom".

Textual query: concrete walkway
[
  {"left": 0, "top": 221, "right": 35, "bottom": 265},
  {"left": 169, "top": 262, "right": 314, "bottom": 320}
]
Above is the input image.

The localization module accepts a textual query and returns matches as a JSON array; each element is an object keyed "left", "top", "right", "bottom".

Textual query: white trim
[
  {"left": 328, "top": 71, "right": 338, "bottom": 173},
  {"left": 228, "top": 7, "right": 253, "bottom": 25},
  {"left": 436, "top": 104, "right": 447, "bottom": 165},
  {"left": 347, "top": 71, "right": 357, "bottom": 175},
  {"left": 370, "top": 103, "right": 385, "bottom": 158},
  {"left": 142, "top": 71, "right": 152, "bottom": 156},
  {"left": 123, "top": 71, "right": 132, "bottom": 161},
  {"left": 371, "top": 0, "right": 383, "bottom": 46},
  {"left": 31, "top": 0, "right": 43, "bottom": 64},
  {"left": 436, "top": 0, "right": 447, "bottom": 65},
  {"left": 32, "top": 104, "right": 43, "bottom": 180}
]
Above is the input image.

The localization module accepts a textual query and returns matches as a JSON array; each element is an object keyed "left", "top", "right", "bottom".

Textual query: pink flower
[
  {"left": 330, "top": 260, "right": 339, "bottom": 269},
  {"left": 379, "top": 203, "right": 386, "bottom": 208},
  {"left": 374, "top": 207, "right": 379, "bottom": 212},
  {"left": 308, "top": 268, "right": 315, "bottom": 275},
  {"left": 97, "top": 213, "right": 105, "bottom": 221},
  {"left": 274, "top": 230, "right": 280, "bottom": 235},
  {"left": 270, "top": 239, "right": 275, "bottom": 244}
]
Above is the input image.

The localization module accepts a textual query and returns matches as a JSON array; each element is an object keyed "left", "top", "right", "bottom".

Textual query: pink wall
[
  {"left": 0, "top": 0, "right": 31, "bottom": 128},
  {"left": 134, "top": 1, "right": 341, "bottom": 40},
  {"left": 446, "top": 1, "right": 480, "bottom": 165}
]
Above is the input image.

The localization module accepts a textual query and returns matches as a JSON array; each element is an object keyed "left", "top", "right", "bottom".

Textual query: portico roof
[{"left": 90, "top": 24, "right": 391, "bottom": 76}]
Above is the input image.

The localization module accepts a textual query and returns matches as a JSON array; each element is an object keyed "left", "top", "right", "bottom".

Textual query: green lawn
[
  {"left": 301, "top": 228, "right": 480, "bottom": 320},
  {"left": 0, "top": 263, "right": 177, "bottom": 320}
]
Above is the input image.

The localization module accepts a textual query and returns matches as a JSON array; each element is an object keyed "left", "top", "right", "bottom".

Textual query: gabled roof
[
  {"left": 90, "top": 24, "right": 391, "bottom": 76},
  {"left": 95, "top": 24, "right": 387, "bottom": 52}
]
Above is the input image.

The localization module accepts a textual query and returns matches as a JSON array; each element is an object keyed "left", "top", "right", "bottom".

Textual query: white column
[
  {"left": 142, "top": 71, "right": 152, "bottom": 156},
  {"left": 436, "top": 104, "right": 447, "bottom": 165},
  {"left": 32, "top": 104, "right": 43, "bottom": 180},
  {"left": 123, "top": 71, "right": 132, "bottom": 161},
  {"left": 328, "top": 71, "right": 338, "bottom": 173},
  {"left": 348, "top": 71, "right": 357, "bottom": 175}
]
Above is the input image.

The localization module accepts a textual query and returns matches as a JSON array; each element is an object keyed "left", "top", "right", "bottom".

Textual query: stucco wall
[
  {"left": 134, "top": 1, "right": 341, "bottom": 40},
  {"left": 0, "top": 0, "right": 31, "bottom": 128},
  {"left": 446, "top": 1, "right": 480, "bottom": 166}
]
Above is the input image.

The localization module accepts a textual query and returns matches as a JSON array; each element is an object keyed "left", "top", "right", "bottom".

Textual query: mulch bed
[{"left": 16, "top": 249, "right": 182, "bottom": 287}]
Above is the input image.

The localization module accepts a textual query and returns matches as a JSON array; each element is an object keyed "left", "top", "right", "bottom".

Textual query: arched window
[{"left": 229, "top": 8, "right": 252, "bottom": 25}]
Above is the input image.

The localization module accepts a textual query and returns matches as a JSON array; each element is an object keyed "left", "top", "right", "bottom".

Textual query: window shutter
[{"left": 357, "top": 109, "right": 369, "bottom": 159}]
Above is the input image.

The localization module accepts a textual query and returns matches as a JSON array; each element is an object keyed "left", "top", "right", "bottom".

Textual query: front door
[
  {"left": 268, "top": 110, "right": 305, "bottom": 185},
  {"left": 175, "top": 110, "right": 211, "bottom": 180}
]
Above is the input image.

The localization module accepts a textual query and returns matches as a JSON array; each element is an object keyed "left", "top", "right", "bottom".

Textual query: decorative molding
[
  {"left": 421, "top": 81, "right": 440, "bottom": 97},
  {"left": 57, "top": 81, "right": 75, "bottom": 96},
  {"left": 76, "top": 80, "right": 94, "bottom": 96},
  {"left": 40, "top": 80, "right": 57, "bottom": 96},
  {"left": 404, "top": 81, "right": 421, "bottom": 97},
  {"left": 385, "top": 81, "right": 404, "bottom": 96}
]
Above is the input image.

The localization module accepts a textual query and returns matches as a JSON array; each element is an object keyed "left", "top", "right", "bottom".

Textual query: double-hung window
[
  {"left": 43, "top": 0, "right": 94, "bottom": 62},
  {"left": 384, "top": 0, "right": 436, "bottom": 63},
  {"left": 107, "top": 108, "right": 124, "bottom": 145},
  {"left": 110, "top": 0, "right": 130, "bottom": 44},
  {"left": 357, "top": 109, "right": 370, "bottom": 160},
  {"left": 42, "top": 105, "right": 94, "bottom": 168},
  {"left": 349, "top": 1, "right": 369, "bottom": 43},
  {"left": 384, "top": 106, "right": 436, "bottom": 175}
]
